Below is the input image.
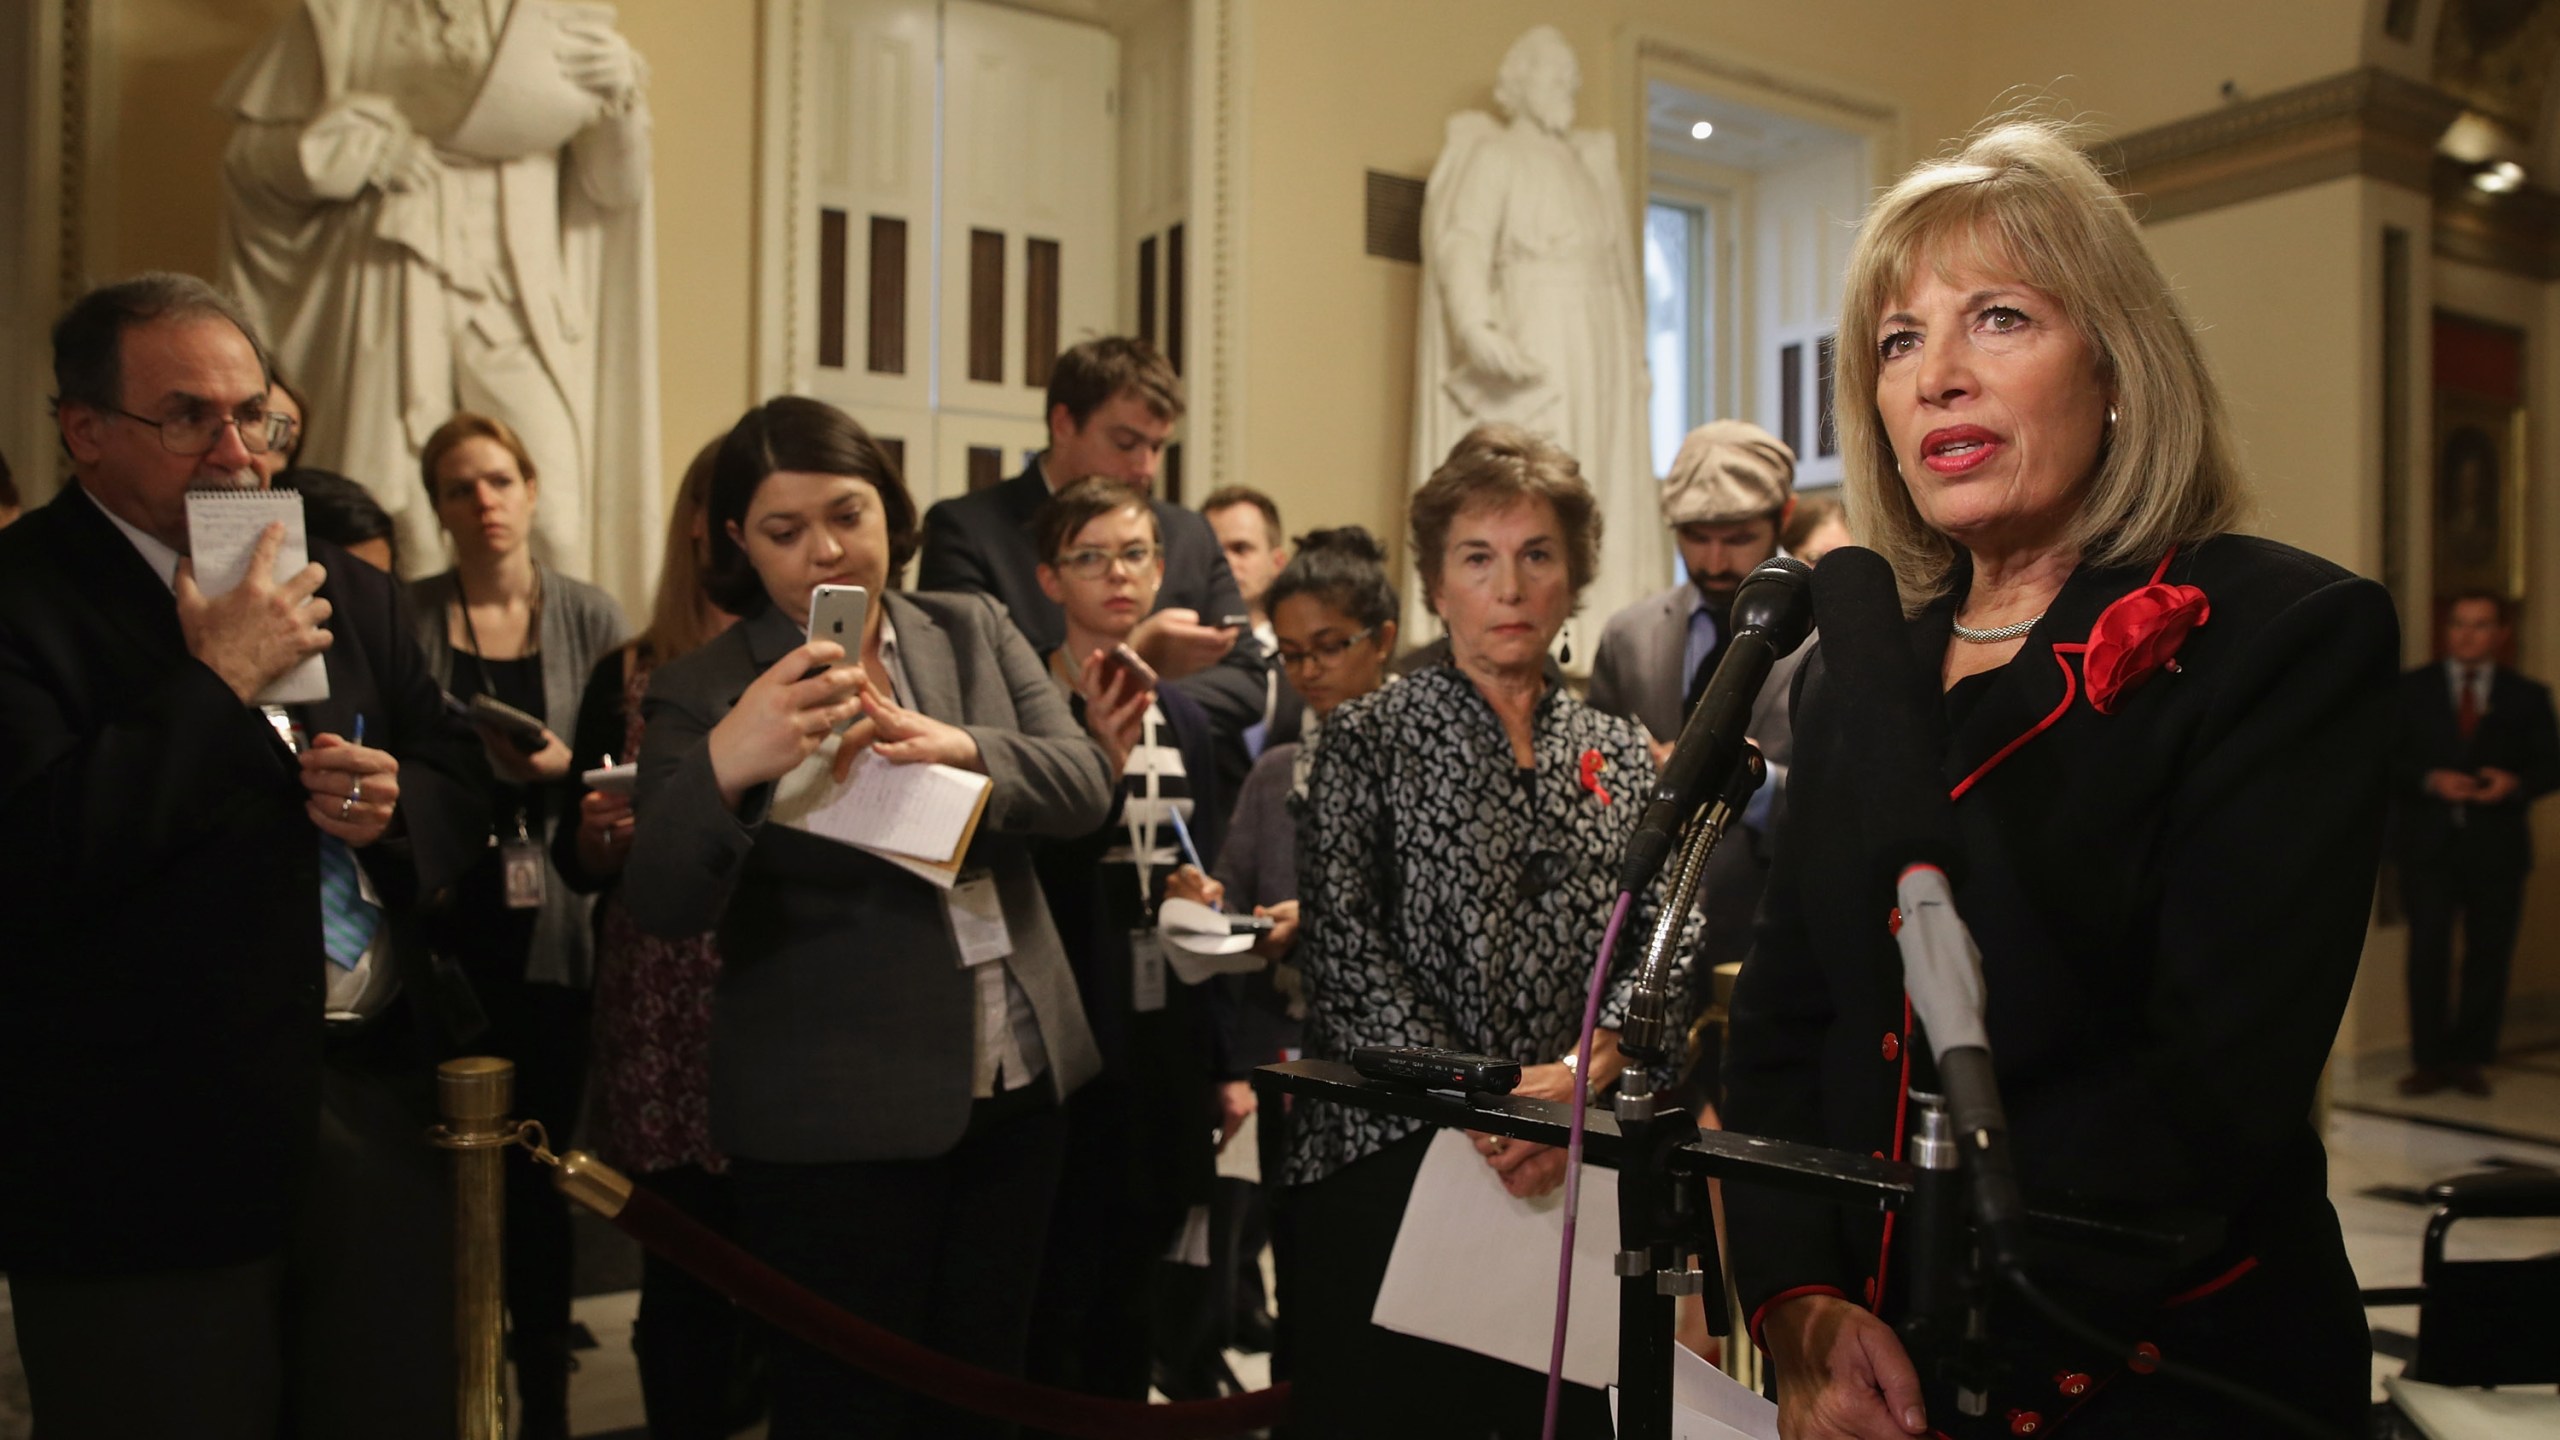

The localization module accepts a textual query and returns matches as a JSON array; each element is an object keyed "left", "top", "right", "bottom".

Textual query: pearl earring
[{"left": 2107, "top": 404, "right": 2119, "bottom": 427}]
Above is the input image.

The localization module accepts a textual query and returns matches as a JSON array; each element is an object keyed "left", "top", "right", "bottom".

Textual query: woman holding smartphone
[
  {"left": 1020, "top": 477, "right": 1234, "bottom": 1409},
  {"left": 409, "top": 412, "right": 627, "bottom": 1440},
  {"left": 622, "top": 397, "right": 1112, "bottom": 1439}
]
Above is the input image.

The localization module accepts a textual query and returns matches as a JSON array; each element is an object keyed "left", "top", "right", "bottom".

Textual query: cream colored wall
[
  {"left": 2144, "top": 178, "right": 2378, "bottom": 571},
  {"left": 1943, "top": 0, "right": 2370, "bottom": 138},
  {"left": 1228, "top": 0, "right": 2396, "bottom": 569},
  {"left": 83, "top": 0, "right": 759, "bottom": 545}
]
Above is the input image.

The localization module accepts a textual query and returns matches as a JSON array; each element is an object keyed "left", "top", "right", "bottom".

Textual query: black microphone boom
[{"left": 1616, "top": 556, "right": 1814, "bottom": 895}]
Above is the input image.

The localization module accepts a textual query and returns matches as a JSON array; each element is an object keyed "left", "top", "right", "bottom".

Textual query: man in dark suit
[
  {"left": 918, "top": 337, "right": 1269, "bottom": 790},
  {"left": 2393, "top": 591, "right": 2560, "bottom": 1098},
  {"left": 0, "top": 273, "right": 483, "bottom": 1436},
  {"left": 1586, "top": 420, "right": 1805, "bottom": 1037}
]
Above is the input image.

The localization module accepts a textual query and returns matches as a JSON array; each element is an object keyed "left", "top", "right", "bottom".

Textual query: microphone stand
[
  {"left": 1610, "top": 747, "right": 1764, "bottom": 1440},
  {"left": 1898, "top": 1090, "right": 1996, "bottom": 1418}
]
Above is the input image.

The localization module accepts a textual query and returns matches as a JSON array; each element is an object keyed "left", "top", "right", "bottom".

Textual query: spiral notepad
[{"left": 185, "top": 488, "right": 330, "bottom": 705}]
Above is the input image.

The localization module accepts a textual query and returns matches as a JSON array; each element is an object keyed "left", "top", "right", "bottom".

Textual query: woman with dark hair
[
  {"left": 550, "top": 436, "right": 751, "bottom": 1438},
  {"left": 286, "top": 466, "right": 398, "bottom": 573},
  {"left": 408, "top": 410, "right": 628, "bottom": 1439},
  {"left": 1018, "top": 477, "right": 1233, "bottom": 1411},
  {"left": 1164, "top": 525, "right": 1401, "bottom": 1363},
  {"left": 621, "top": 395, "right": 1112, "bottom": 1438}
]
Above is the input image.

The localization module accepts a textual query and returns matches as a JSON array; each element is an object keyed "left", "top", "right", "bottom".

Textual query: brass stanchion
[{"left": 434, "top": 1057, "right": 515, "bottom": 1440}]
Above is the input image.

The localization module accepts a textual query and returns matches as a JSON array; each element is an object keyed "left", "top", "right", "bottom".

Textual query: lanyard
[
  {"left": 453, "top": 566, "right": 541, "bottom": 699},
  {"left": 1124, "top": 703, "right": 1169, "bottom": 914}
]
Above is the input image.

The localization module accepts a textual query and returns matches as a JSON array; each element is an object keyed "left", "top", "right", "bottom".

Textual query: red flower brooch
[{"left": 2081, "top": 574, "right": 2209, "bottom": 714}]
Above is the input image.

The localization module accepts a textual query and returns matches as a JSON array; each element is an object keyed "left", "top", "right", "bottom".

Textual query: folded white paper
[
  {"left": 1372, "top": 1127, "right": 1621, "bottom": 1389},
  {"left": 1156, "top": 896, "right": 1271, "bottom": 983}
]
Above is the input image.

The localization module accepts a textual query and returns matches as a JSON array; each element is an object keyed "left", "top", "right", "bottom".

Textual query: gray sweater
[{"left": 409, "top": 565, "right": 630, "bottom": 987}]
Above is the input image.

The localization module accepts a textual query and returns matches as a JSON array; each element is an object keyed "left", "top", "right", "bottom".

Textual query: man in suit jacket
[
  {"left": 2393, "top": 591, "right": 2560, "bottom": 1097},
  {"left": 1586, "top": 420, "right": 1806, "bottom": 1023},
  {"left": 0, "top": 274, "right": 484, "bottom": 1436},
  {"left": 1201, "top": 483, "right": 1304, "bottom": 759},
  {"left": 917, "top": 337, "right": 1270, "bottom": 790}
]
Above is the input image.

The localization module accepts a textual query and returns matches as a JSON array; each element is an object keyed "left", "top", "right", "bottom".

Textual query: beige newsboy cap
[{"left": 1660, "top": 420, "right": 1795, "bottom": 526}]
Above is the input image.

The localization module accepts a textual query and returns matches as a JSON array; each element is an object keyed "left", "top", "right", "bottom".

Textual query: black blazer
[
  {"left": 2390, "top": 661, "right": 2560, "bottom": 875},
  {"left": 1724, "top": 537, "right": 2396, "bottom": 1431},
  {"left": 917, "top": 458, "right": 1272, "bottom": 766},
  {"left": 624, "top": 592, "right": 1115, "bottom": 1164},
  {"left": 0, "top": 487, "right": 485, "bottom": 1275}
]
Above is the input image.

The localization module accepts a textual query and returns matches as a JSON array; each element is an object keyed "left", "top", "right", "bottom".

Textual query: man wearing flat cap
[{"left": 1589, "top": 420, "right": 1805, "bottom": 1010}]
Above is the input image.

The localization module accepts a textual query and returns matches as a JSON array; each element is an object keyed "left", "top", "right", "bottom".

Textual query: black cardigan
[{"left": 1724, "top": 535, "right": 2396, "bottom": 1434}]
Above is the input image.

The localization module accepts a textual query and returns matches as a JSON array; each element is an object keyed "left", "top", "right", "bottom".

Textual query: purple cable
[{"left": 1542, "top": 889, "right": 1636, "bottom": 1440}]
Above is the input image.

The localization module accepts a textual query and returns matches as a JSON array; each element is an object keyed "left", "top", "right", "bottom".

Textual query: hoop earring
[{"left": 2106, "top": 404, "right": 2119, "bottom": 428}]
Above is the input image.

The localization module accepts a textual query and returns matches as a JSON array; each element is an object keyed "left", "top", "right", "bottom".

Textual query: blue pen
[
  {"left": 352, "top": 713, "right": 366, "bottom": 746},
  {"left": 1165, "top": 801, "right": 1205, "bottom": 874}
]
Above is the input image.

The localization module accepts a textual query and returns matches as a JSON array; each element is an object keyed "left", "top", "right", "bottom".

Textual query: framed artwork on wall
[
  {"left": 2432, "top": 390, "right": 2526, "bottom": 604},
  {"left": 2431, "top": 311, "right": 2530, "bottom": 659}
]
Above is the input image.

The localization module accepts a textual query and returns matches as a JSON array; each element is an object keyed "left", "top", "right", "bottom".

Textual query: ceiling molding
[
  {"left": 2102, "top": 66, "right": 2464, "bottom": 223},
  {"left": 2432, "top": 156, "right": 2560, "bottom": 279}
]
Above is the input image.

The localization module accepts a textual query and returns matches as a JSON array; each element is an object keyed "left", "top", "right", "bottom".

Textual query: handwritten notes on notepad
[
  {"left": 769, "top": 742, "right": 993, "bottom": 887},
  {"left": 185, "top": 488, "right": 329, "bottom": 705}
]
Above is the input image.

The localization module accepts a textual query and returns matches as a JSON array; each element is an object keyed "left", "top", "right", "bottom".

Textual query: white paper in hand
[
  {"left": 1371, "top": 1127, "right": 1620, "bottom": 1389},
  {"left": 1608, "top": 1345, "right": 1782, "bottom": 1440},
  {"left": 1156, "top": 896, "right": 1268, "bottom": 984}
]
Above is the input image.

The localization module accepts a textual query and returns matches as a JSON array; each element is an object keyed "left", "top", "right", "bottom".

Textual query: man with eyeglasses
[
  {"left": 0, "top": 273, "right": 484, "bottom": 1437},
  {"left": 920, "top": 337, "right": 1272, "bottom": 793}
]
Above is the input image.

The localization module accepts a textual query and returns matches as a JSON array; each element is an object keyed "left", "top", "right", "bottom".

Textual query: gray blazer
[
  {"left": 410, "top": 565, "right": 629, "bottom": 987},
  {"left": 1586, "top": 580, "right": 1806, "bottom": 982},
  {"left": 624, "top": 590, "right": 1113, "bottom": 1164}
]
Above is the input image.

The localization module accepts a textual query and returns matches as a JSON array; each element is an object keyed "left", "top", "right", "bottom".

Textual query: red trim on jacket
[
  {"left": 1950, "top": 643, "right": 2086, "bottom": 801},
  {"left": 1748, "top": 1284, "right": 1851, "bottom": 1351},
  {"left": 1871, "top": 994, "right": 1916, "bottom": 1311},
  {"left": 2161, "top": 1254, "right": 2259, "bottom": 1308}
]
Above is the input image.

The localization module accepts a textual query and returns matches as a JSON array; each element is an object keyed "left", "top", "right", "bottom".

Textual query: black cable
[{"left": 1998, "top": 1264, "right": 2354, "bottom": 1440}]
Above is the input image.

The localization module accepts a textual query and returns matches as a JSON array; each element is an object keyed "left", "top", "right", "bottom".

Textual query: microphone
[
  {"left": 1811, "top": 547, "right": 2024, "bottom": 1273},
  {"left": 1615, "top": 555, "right": 1814, "bottom": 895}
]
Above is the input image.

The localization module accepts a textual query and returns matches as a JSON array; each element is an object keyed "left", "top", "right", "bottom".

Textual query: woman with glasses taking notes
[
  {"left": 1019, "top": 477, "right": 1236, "bottom": 1413},
  {"left": 1162, "top": 525, "right": 1400, "bottom": 1367},
  {"left": 1280, "top": 425, "right": 1697, "bottom": 1439}
]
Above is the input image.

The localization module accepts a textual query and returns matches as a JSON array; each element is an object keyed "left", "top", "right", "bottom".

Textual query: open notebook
[{"left": 768, "top": 740, "right": 993, "bottom": 888}]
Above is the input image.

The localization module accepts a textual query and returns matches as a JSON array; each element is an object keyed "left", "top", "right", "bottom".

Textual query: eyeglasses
[
  {"left": 1054, "top": 543, "right": 1162, "bottom": 580},
  {"left": 104, "top": 404, "right": 297, "bottom": 457},
  {"left": 1275, "top": 627, "right": 1378, "bottom": 673}
]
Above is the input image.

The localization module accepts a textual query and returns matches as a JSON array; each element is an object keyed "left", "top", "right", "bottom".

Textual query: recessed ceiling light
[
  {"left": 2474, "top": 160, "right": 2526, "bottom": 194},
  {"left": 1690, "top": 120, "right": 1715, "bottom": 140}
]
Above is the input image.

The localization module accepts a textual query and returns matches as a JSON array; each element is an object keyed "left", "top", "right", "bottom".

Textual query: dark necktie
[
  {"left": 1684, "top": 600, "right": 1735, "bottom": 718},
  {"left": 2458, "top": 669, "right": 2481, "bottom": 742}
]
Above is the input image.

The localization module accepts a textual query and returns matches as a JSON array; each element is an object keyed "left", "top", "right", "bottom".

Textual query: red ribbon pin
[{"left": 1578, "top": 748, "right": 1612, "bottom": 805}]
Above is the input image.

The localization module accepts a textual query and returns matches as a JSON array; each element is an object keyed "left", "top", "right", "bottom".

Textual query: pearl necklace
[{"left": 1950, "top": 613, "right": 2045, "bottom": 644}]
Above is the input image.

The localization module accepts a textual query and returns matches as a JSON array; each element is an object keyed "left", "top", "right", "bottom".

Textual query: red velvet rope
[{"left": 605, "top": 1181, "right": 1290, "bottom": 1440}]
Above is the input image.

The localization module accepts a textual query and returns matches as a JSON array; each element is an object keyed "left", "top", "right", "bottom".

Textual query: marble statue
[
  {"left": 1412, "top": 25, "right": 1653, "bottom": 653},
  {"left": 216, "top": 0, "right": 663, "bottom": 609}
]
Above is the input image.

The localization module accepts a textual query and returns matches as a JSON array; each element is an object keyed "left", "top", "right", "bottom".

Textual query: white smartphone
[{"left": 806, "top": 583, "right": 870, "bottom": 652}]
